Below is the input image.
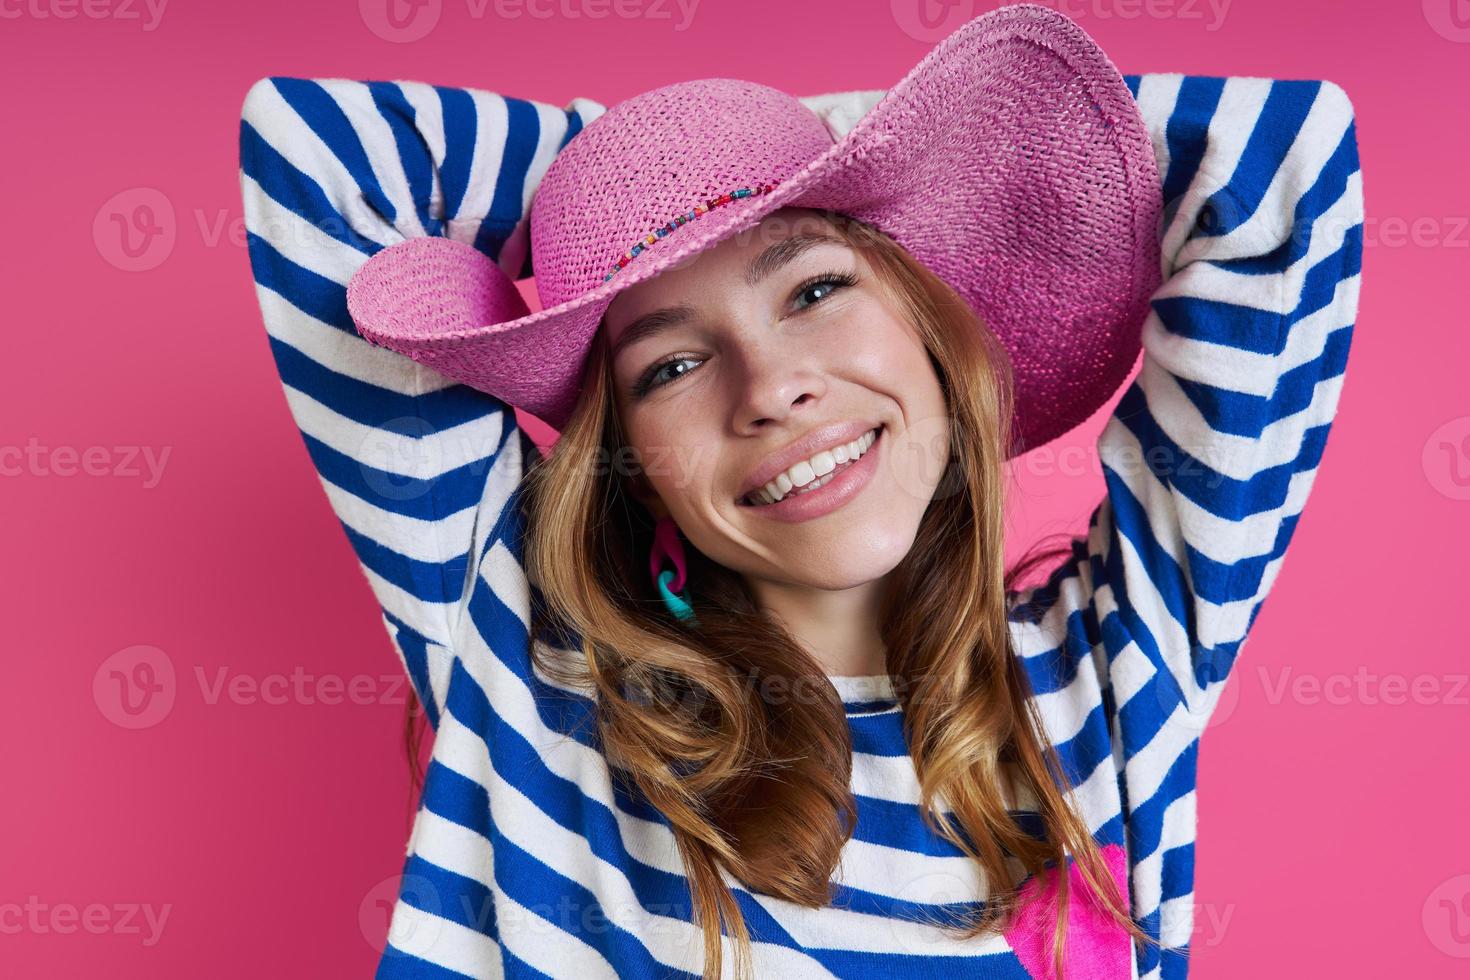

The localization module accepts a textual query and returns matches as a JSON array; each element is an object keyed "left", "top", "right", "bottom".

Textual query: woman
[
  {"left": 518, "top": 202, "right": 1154, "bottom": 979},
  {"left": 239, "top": 6, "right": 1361, "bottom": 979}
]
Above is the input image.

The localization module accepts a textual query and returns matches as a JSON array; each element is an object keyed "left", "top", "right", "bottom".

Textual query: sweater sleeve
[
  {"left": 1047, "top": 74, "right": 1360, "bottom": 720},
  {"left": 237, "top": 76, "right": 603, "bottom": 728},
  {"left": 1005, "top": 74, "right": 1361, "bottom": 971}
]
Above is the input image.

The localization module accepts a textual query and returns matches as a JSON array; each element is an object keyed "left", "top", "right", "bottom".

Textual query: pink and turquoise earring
[{"left": 649, "top": 515, "right": 695, "bottom": 622}]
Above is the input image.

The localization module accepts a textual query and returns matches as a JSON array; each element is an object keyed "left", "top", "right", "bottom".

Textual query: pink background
[{"left": 4, "top": 0, "right": 1467, "bottom": 976}]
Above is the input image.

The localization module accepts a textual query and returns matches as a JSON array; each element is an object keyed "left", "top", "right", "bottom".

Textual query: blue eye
[
  {"left": 640, "top": 356, "right": 698, "bottom": 394},
  {"left": 629, "top": 269, "right": 860, "bottom": 399},
  {"left": 792, "top": 270, "right": 858, "bottom": 310}
]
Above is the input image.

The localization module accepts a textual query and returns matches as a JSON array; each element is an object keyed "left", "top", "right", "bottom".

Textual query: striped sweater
[{"left": 237, "top": 69, "right": 1361, "bottom": 979}]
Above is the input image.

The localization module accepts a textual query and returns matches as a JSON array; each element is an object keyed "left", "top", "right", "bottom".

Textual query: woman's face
[{"left": 603, "top": 208, "right": 950, "bottom": 594}]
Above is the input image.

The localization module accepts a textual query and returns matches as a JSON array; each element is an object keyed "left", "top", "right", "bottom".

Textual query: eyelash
[{"left": 630, "top": 270, "right": 860, "bottom": 398}]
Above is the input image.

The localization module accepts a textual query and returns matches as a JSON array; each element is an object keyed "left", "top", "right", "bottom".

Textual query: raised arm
[
  {"left": 237, "top": 76, "right": 603, "bottom": 726},
  {"left": 1003, "top": 73, "right": 1361, "bottom": 974},
  {"left": 1086, "top": 74, "right": 1359, "bottom": 717}
]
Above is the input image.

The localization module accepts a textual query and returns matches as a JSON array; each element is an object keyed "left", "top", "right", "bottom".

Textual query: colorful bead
[{"left": 602, "top": 183, "right": 779, "bottom": 283}]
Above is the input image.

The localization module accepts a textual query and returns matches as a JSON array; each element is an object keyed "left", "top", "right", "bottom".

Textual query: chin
[{"left": 787, "top": 537, "right": 917, "bottom": 592}]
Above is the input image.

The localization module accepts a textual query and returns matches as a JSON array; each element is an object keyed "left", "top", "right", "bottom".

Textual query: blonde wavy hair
[{"left": 408, "top": 210, "right": 1159, "bottom": 979}]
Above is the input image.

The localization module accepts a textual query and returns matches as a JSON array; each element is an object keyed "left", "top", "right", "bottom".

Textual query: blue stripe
[
  {"left": 271, "top": 78, "right": 401, "bottom": 228},
  {"left": 239, "top": 135, "right": 378, "bottom": 264},
  {"left": 297, "top": 415, "right": 508, "bottom": 523},
  {"left": 376, "top": 943, "right": 478, "bottom": 980},
  {"left": 367, "top": 81, "right": 445, "bottom": 238},
  {"left": 244, "top": 232, "right": 358, "bottom": 332},
  {"left": 843, "top": 697, "right": 898, "bottom": 714},
  {"left": 383, "top": 609, "right": 441, "bottom": 729},
  {"left": 1051, "top": 700, "right": 1114, "bottom": 791},
  {"left": 1153, "top": 225, "right": 1359, "bottom": 360},
  {"left": 561, "top": 105, "right": 588, "bottom": 147},
  {"left": 435, "top": 86, "right": 478, "bottom": 231},
  {"left": 1160, "top": 842, "right": 1195, "bottom": 904},
  {"left": 1162, "top": 76, "right": 1225, "bottom": 208},
  {"left": 336, "top": 516, "right": 466, "bottom": 607},
  {"left": 1016, "top": 605, "right": 1097, "bottom": 697},
  {"left": 1219, "top": 122, "right": 1360, "bottom": 277},
  {"left": 1108, "top": 383, "right": 1337, "bottom": 531},
  {"left": 1201, "top": 80, "right": 1320, "bottom": 237},
  {"left": 477, "top": 96, "right": 542, "bottom": 260},
  {"left": 1125, "top": 740, "right": 1198, "bottom": 860},
  {"left": 847, "top": 711, "right": 910, "bottom": 757},
  {"left": 816, "top": 947, "right": 1032, "bottom": 979},
  {"left": 266, "top": 332, "right": 505, "bottom": 434}
]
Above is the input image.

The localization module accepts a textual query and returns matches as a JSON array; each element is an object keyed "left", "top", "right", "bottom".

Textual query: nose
[{"left": 732, "top": 340, "right": 829, "bottom": 433}]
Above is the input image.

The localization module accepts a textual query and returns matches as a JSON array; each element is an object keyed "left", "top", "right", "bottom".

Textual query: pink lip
[
  {"left": 736, "top": 425, "right": 884, "bottom": 523},
  {"left": 737, "top": 420, "right": 882, "bottom": 502}
]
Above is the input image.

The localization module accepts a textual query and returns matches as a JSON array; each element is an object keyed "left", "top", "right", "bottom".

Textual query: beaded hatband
[{"left": 601, "top": 182, "right": 779, "bottom": 283}]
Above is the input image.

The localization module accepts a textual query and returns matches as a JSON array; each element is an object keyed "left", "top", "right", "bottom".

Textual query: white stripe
[
  {"left": 241, "top": 79, "right": 397, "bottom": 251},
  {"left": 394, "top": 81, "right": 449, "bottom": 226},
  {"left": 1159, "top": 170, "right": 1361, "bottom": 321},
  {"left": 454, "top": 90, "right": 509, "bottom": 244},
  {"left": 1127, "top": 789, "right": 1197, "bottom": 929},
  {"left": 357, "top": 555, "right": 459, "bottom": 651},
  {"left": 1124, "top": 704, "right": 1199, "bottom": 806},
  {"left": 282, "top": 380, "right": 504, "bottom": 484},
  {"left": 316, "top": 79, "right": 430, "bottom": 239},
  {"left": 1133, "top": 73, "right": 1185, "bottom": 182},
  {"left": 462, "top": 426, "right": 530, "bottom": 626},
  {"left": 383, "top": 898, "right": 503, "bottom": 979},
  {"left": 1158, "top": 76, "right": 1274, "bottom": 268},
  {"left": 1178, "top": 80, "right": 1356, "bottom": 267},
  {"left": 248, "top": 278, "right": 444, "bottom": 397}
]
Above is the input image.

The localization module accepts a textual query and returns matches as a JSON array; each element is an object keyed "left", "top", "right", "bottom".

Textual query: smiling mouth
[{"left": 738, "top": 425, "right": 884, "bottom": 508}]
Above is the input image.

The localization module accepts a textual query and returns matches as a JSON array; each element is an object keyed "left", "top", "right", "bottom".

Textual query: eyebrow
[{"left": 608, "top": 230, "right": 848, "bottom": 359}]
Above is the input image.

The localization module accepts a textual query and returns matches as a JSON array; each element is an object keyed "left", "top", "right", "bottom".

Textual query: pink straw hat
[{"left": 346, "top": 4, "right": 1161, "bottom": 455}]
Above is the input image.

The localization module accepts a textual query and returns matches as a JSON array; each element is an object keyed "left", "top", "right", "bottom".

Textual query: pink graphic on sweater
[{"left": 1002, "top": 843, "right": 1134, "bottom": 979}]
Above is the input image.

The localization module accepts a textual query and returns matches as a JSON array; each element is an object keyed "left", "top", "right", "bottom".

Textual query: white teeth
[{"left": 745, "top": 427, "right": 879, "bottom": 506}]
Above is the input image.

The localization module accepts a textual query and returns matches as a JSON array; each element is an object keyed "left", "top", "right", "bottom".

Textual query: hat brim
[{"left": 347, "top": 4, "right": 1161, "bottom": 449}]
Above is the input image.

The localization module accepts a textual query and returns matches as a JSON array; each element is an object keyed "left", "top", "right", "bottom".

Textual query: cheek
[
  {"left": 846, "top": 313, "right": 938, "bottom": 401},
  {"left": 627, "top": 416, "right": 718, "bottom": 507}
]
